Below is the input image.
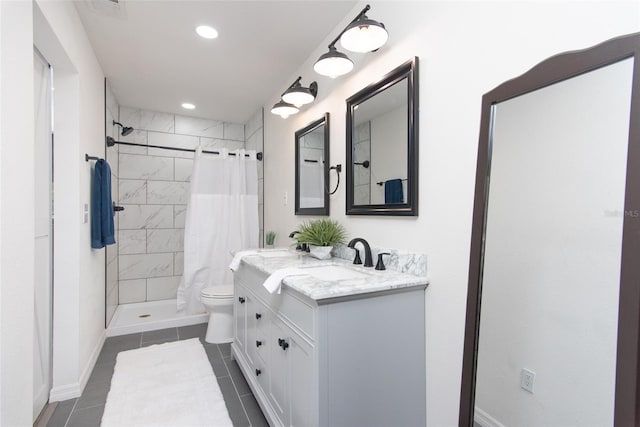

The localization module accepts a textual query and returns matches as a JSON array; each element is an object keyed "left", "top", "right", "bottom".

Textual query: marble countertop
[{"left": 237, "top": 248, "right": 428, "bottom": 301}]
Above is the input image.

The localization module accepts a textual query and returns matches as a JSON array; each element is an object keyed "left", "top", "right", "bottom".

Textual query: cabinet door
[
  {"left": 234, "top": 285, "right": 248, "bottom": 356},
  {"left": 268, "top": 318, "right": 290, "bottom": 426},
  {"left": 289, "top": 335, "right": 314, "bottom": 427},
  {"left": 269, "top": 317, "right": 315, "bottom": 427}
]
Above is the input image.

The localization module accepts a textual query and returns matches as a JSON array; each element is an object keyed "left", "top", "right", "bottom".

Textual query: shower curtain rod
[{"left": 106, "top": 136, "right": 263, "bottom": 161}]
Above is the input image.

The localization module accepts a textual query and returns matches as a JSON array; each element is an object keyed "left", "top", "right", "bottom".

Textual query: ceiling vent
[{"left": 84, "top": 0, "right": 127, "bottom": 19}]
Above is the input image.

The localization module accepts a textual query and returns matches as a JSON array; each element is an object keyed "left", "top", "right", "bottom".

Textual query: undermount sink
[
  {"left": 256, "top": 250, "right": 299, "bottom": 258},
  {"left": 300, "top": 265, "right": 369, "bottom": 281}
]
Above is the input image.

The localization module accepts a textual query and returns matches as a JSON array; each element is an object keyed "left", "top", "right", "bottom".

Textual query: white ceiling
[{"left": 75, "top": 0, "right": 357, "bottom": 124}]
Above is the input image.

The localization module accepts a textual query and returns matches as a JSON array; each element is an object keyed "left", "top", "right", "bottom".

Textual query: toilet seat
[{"left": 201, "top": 285, "right": 234, "bottom": 299}]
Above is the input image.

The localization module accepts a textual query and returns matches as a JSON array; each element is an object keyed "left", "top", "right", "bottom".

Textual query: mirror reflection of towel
[
  {"left": 300, "top": 163, "right": 324, "bottom": 208},
  {"left": 385, "top": 179, "right": 404, "bottom": 204}
]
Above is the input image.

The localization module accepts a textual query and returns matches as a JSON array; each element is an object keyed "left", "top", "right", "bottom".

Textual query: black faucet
[
  {"left": 289, "top": 231, "right": 301, "bottom": 250},
  {"left": 347, "top": 238, "right": 373, "bottom": 267},
  {"left": 289, "top": 231, "right": 308, "bottom": 252}
]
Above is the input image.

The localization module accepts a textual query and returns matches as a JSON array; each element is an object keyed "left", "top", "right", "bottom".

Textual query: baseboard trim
[
  {"left": 474, "top": 407, "right": 506, "bottom": 427},
  {"left": 49, "top": 382, "right": 81, "bottom": 402},
  {"left": 79, "top": 330, "right": 106, "bottom": 392},
  {"left": 49, "top": 330, "right": 106, "bottom": 402}
]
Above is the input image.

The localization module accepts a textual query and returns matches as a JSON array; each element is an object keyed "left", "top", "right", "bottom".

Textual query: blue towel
[
  {"left": 384, "top": 179, "right": 404, "bottom": 204},
  {"left": 91, "top": 159, "right": 116, "bottom": 249}
]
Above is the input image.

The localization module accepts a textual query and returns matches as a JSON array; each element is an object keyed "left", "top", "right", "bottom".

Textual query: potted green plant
[
  {"left": 265, "top": 231, "right": 276, "bottom": 248},
  {"left": 295, "top": 219, "right": 347, "bottom": 259}
]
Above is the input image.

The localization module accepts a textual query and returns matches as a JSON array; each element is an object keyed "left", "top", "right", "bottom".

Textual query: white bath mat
[{"left": 101, "top": 338, "right": 232, "bottom": 427}]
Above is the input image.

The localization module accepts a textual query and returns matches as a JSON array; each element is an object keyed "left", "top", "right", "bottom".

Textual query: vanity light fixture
[
  {"left": 340, "top": 7, "right": 388, "bottom": 53},
  {"left": 314, "top": 4, "right": 387, "bottom": 78},
  {"left": 314, "top": 46, "right": 354, "bottom": 79},
  {"left": 271, "top": 77, "right": 318, "bottom": 118},
  {"left": 282, "top": 76, "right": 318, "bottom": 107},
  {"left": 196, "top": 25, "right": 218, "bottom": 39},
  {"left": 271, "top": 100, "right": 299, "bottom": 119}
]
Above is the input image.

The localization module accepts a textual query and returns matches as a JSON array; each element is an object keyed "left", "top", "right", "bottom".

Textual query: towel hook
[{"left": 327, "top": 164, "right": 342, "bottom": 195}]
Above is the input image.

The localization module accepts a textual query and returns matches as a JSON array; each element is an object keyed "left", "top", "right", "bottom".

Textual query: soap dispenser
[{"left": 375, "top": 252, "right": 390, "bottom": 270}]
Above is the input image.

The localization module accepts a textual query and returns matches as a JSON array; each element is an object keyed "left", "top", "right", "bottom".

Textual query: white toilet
[{"left": 200, "top": 284, "right": 235, "bottom": 344}]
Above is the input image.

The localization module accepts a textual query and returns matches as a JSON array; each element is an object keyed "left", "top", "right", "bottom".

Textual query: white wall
[
  {"left": 262, "top": 2, "right": 640, "bottom": 425},
  {"left": 245, "top": 109, "right": 265, "bottom": 245},
  {"left": 33, "top": 0, "right": 107, "bottom": 401},
  {"left": 0, "top": 1, "right": 35, "bottom": 424}
]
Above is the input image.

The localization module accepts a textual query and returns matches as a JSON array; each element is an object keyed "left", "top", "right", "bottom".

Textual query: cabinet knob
[
  {"left": 255, "top": 368, "right": 261, "bottom": 376},
  {"left": 256, "top": 340, "right": 262, "bottom": 347},
  {"left": 278, "top": 338, "right": 289, "bottom": 350},
  {"left": 238, "top": 297, "right": 246, "bottom": 304},
  {"left": 255, "top": 313, "right": 262, "bottom": 319}
]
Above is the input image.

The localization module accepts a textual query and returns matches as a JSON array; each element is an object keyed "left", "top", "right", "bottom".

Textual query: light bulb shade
[
  {"left": 282, "top": 86, "right": 314, "bottom": 106},
  {"left": 340, "top": 18, "right": 388, "bottom": 53},
  {"left": 271, "top": 100, "right": 299, "bottom": 118},
  {"left": 314, "top": 47, "right": 354, "bottom": 78}
]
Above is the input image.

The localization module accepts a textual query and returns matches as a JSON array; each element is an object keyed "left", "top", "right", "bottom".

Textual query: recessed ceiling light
[
  {"left": 196, "top": 25, "right": 218, "bottom": 39},
  {"left": 181, "top": 103, "right": 196, "bottom": 110}
]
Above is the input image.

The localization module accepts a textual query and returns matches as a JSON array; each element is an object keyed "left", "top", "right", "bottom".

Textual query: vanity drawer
[
  {"left": 271, "top": 291, "right": 314, "bottom": 339},
  {"left": 236, "top": 265, "right": 315, "bottom": 340}
]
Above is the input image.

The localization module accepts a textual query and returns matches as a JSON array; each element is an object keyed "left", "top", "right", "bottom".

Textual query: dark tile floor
[{"left": 47, "top": 323, "right": 268, "bottom": 427}]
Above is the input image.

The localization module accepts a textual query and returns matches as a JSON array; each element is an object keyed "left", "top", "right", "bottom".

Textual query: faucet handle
[
  {"left": 375, "top": 253, "right": 391, "bottom": 271},
  {"left": 353, "top": 248, "right": 362, "bottom": 265}
]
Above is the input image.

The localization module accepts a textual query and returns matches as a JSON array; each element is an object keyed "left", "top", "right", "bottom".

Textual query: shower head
[{"left": 113, "top": 120, "right": 134, "bottom": 136}]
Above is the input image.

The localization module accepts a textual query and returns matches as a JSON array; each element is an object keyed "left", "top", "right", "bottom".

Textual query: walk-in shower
[{"left": 103, "top": 86, "right": 265, "bottom": 337}]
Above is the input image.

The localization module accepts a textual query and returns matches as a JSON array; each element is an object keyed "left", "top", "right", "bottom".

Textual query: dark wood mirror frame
[
  {"left": 459, "top": 32, "right": 640, "bottom": 427},
  {"left": 295, "top": 113, "right": 330, "bottom": 215},
  {"left": 345, "top": 57, "right": 419, "bottom": 216}
]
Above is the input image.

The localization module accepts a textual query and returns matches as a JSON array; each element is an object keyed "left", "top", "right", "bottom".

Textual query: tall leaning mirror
[
  {"left": 460, "top": 33, "right": 640, "bottom": 427},
  {"left": 346, "top": 57, "right": 418, "bottom": 216},
  {"left": 295, "top": 113, "right": 330, "bottom": 215}
]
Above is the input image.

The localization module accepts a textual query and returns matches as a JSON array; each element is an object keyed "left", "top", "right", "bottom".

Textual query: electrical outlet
[{"left": 521, "top": 368, "right": 535, "bottom": 393}]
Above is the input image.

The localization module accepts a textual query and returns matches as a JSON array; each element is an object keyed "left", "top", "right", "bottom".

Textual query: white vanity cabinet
[
  {"left": 234, "top": 277, "right": 315, "bottom": 427},
  {"left": 232, "top": 262, "right": 427, "bottom": 427}
]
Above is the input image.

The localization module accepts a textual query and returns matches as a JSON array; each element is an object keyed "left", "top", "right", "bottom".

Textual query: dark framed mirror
[
  {"left": 295, "top": 113, "right": 330, "bottom": 215},
  {"left": 460, "top": 33, "right": 640, "bottom": 427},
  {"left": 346, "top": 57, "right": 418, "bottom": 216}
]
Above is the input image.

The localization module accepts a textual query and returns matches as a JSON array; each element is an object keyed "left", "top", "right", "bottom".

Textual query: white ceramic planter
[{"left": 308, "top": 245, "right": 333, "bottom": 260}]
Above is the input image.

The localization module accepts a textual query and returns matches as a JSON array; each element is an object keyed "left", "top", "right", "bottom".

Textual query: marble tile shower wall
[
  {"left": 354, "top": 122, "right": 371, "bottom": 205},
  {"left": 116, "top": 106, "right": 246, "bottom": 304},
  {"left": 244, "top": 108, "right": 264, "bottom": 246},
  {"left": 300, "top": 129, "right": 324, "bottom": 161},
  {"left": 105, "top": 82, "right": 120, "bottom": 324}
]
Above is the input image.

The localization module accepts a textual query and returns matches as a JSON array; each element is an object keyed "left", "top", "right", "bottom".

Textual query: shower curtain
[{"left": 177, "top": 148, "right": 259, "bottom": 314}]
